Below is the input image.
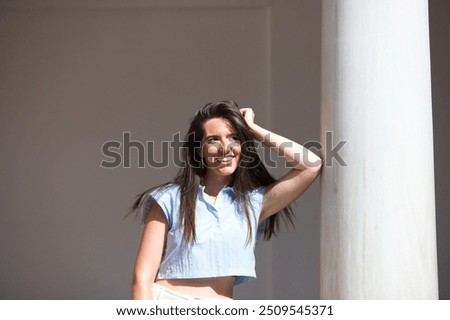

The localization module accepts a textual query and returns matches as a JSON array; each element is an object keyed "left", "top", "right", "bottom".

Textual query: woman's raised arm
[{"left": 240, "top": 108, "right": 323, "bottom": 221}]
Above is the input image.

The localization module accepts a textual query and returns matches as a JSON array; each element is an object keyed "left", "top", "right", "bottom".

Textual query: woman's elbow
[
  {"left": 306, "top": 157, "right": 323, "bottom": 175},
  {"left": 132, "top": 274, "right": 154, "bottom": 299}
]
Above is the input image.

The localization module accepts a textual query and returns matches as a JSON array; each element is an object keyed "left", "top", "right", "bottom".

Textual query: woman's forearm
[{"left": 249, "top": 123, "right": 322, "bottom": 171}]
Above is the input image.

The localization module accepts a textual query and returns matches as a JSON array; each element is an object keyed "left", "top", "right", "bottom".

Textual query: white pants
[{"left": 152, "top": 284, "right": 213, "bottom": 300}]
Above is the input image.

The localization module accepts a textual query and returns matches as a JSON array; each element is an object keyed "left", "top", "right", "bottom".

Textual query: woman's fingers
[{"left": 240, "top": 107, "right": 255, "bottom": 126}]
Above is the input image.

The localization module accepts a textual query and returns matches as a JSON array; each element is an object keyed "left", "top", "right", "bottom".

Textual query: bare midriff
[{"left": 154, "top": 276, "right": 235, "bottom": 299}]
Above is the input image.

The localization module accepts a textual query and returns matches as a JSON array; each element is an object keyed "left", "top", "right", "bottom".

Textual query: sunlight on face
[{"left": 201, "top": 118, "right": 241, "bottom": 178}]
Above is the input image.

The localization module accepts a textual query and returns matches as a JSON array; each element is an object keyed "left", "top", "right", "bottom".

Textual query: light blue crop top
[{"left": 147, "top": 184, "right": 266, "bottom": 285}]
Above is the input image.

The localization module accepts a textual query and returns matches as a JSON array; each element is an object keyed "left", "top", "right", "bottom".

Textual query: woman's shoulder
[
  {"left": 249, "top": 186, "right": 265, "bottom": 197},
  {"left": 245, "top": 186, "right": 265, "bottom": 209},
  {"left": 150, "top": 183, "right": 181, "bottom": 200},
  {"left": 145, "top": 183, "right": 183, "bottom": 226}
]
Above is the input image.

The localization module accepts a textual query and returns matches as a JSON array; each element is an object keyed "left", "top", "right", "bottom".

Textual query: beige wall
[{"left": 0, "top": 0, "right": 447, "bottom": 299}]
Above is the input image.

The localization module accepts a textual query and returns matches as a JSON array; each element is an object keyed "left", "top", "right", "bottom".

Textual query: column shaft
[{"left": 320, "top": 0, "right": 439, "bottom": 299}]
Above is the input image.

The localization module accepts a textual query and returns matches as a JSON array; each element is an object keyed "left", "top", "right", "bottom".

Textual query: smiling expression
[{"left": 201, "top": 117, "right": 241, "bottom": 178}]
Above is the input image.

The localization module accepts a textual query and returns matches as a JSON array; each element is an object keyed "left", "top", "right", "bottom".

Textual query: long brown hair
[{"left": 129, "top": 100, "right": 293, "bottom": 242}]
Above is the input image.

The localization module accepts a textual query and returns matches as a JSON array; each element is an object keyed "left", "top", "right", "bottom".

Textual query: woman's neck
[{"left": 203, "top": 174, "right": 232, "bottom": 197}]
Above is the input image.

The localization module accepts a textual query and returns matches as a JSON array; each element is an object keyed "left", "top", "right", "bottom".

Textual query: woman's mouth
[{"left": 214, "top": 156, "right": 233, "bottom": 164}]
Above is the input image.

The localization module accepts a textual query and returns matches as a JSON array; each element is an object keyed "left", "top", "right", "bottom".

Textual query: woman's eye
[{"left": 207, "top": 138, "right": 219, "bottom": 143}]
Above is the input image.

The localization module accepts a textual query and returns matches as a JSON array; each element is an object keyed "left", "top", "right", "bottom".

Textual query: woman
[{"left": 130, "top": 100, "right": 322, "bottom": 299}]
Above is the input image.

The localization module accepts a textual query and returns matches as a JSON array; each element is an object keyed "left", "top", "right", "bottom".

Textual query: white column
[{"left": 320, "top": 0, "right": 439, "bottom": 299}]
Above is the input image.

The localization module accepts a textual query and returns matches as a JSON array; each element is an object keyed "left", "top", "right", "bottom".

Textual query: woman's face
[{"left": 201, "top": 117, "right": 241, "bottom": 179}]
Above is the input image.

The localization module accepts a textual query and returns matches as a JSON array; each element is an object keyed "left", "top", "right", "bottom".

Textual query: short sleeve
[
  {"left": 250, "top": 186, "right": 266, "bottom": 241},
  {"left": 249, "top": 186, "right": 265, "bottom": 217},
  {"left": 141, "top": 185, "right": 179, "bottom": 228}
]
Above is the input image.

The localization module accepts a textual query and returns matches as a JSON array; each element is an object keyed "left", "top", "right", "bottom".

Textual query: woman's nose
[
  {"left": 218, "top": 139, "right": 232, "bottom": 154},
  {"left": 225, "top": 140, "right": 239, "bottom": 155}
]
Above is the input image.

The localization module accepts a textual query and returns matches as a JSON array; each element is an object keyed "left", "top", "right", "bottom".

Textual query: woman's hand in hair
[
  {"left": 240, "top": 108, "right": 267, "bottom": 143},
  {"left": 240, "top": 108, "right": 256, "bottom": 129}
]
